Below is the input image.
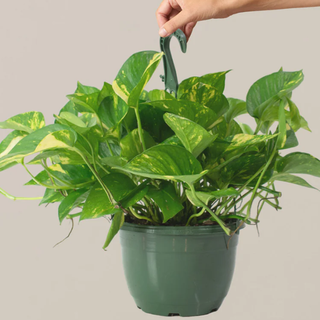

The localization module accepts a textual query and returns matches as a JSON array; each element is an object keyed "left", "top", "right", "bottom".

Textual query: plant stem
[
  {"left": 189, "top": 184, "right": 231, "bottom": 235},
  {"left": 245, "top": 148, "right": 278, "bottom": 220},
  {"left": 186, "top": 208, "right": 205, "bottom": 226},
  {"left": 254, "top": 121, "right": 262, "bottom": 135},
  {"left": 79, "top": 133, "right": 98, "bottom": 172},
  {"left": 105, "top": 140, "right": 115, "bottom": 156},
  {"left": 75, "top": 149, "right": 117, "bottom": 206},
  {"left": 0, "top": 187, "right": 42, "bottom": 201},
  {"left": 134, "top": 107, "right": 146, "bottom": 151},
  {"left": 129, "top": 207, "right": 157, "bottom": 224}
]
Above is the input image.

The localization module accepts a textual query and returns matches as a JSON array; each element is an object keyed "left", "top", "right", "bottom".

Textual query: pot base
[{"left": 135, "top": 300, "right": 221, "bottom": 317}]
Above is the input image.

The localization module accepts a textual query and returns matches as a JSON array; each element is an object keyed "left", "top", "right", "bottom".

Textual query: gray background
[{"left": 0, "top": 1, "right": 319, "bottom": 319}]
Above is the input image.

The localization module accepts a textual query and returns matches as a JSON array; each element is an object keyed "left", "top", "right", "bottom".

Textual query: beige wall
[{"left": 0, "top": 1, "right": 319, "bottom": 319}]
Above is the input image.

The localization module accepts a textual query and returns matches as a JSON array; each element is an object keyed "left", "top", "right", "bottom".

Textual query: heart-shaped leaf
[
  {"left": 246, "top": 70, "right": 304, "bottom": 120},
  {"left": 148, "top": 182, "right": 183, "bottom": 223},
  {"left": 102, "top": 211, "right": 124, "bottom": 249},
  {"left": 113, "top": 144, "right": 207, "bottom": 185},
  {"left": 58, "top": 188, "right": 90, "bottom": 223},
  {"left": 0, "top": 112, "right": 45, "bottom": 133},
  {"left": 39, "top": 188, "right": 66, "bottom": 206},
  {"left": 225, "top": 98, "right": 247, "bottom": 123},
  {"left": 112, "top": 51, "right": 163, "bottom": 108},
  {"left": 142, "top": 99, "right": 218, "bottom": 129},
  {"left": 164, "top": 113, "right": 217, "bottom": 157},
  {"left": 80, "top": 173, "right": 136, "bottom": 220},
  {"left": 120, "top": 128, "right": 155, "bottom": 160},
  {"left": 0, "top": 130, "right": 28, "bottom": 158},
  {"left": 276, "top": 152, "right": 320, "bottom": 177},
  {"left": 177, "top": 71, "right": 229, "bottom": 97},
  {"left": 270, "top": 173, "right": 317, "bottom": 189}
]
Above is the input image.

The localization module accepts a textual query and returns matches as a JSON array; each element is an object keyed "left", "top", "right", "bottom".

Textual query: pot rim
[{"left": 120, "top": 219, "right": 244, "bottom": 236}]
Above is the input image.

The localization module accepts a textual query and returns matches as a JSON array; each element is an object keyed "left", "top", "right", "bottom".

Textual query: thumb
[{"left": 159, "top": 11, "right": 193, "bottom": 37}]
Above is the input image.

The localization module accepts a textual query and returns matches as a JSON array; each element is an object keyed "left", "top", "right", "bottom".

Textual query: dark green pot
[{"left": 120, "top": 220, "right": 242, "bottom": 317}]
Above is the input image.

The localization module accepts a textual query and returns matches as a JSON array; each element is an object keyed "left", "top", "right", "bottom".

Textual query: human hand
[
  {"left": 156, "top": 0, "right": 235, "bottom": 41},
  {"left": 156, "top": 0, "right": 320, "bottom": 41}
]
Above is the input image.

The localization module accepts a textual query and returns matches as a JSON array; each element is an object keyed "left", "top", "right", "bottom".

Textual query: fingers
[
  {"left": 159, "top": 10, "right": 193, "bottom": 37},
  {"left": 184, "top": 21, "right": 197, "bottom": 41},
  {"left": 156, "top": 0, "right": 174, "bottom": 28}
]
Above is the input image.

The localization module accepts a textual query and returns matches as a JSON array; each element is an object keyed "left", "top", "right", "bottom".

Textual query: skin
[{"left": 156, "top": 0, "right": 320, "bottom": 41}]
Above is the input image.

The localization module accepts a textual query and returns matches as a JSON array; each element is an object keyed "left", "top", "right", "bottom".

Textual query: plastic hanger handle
[{"left": 160, "top": 29, "right": 187, "bottom": 98}]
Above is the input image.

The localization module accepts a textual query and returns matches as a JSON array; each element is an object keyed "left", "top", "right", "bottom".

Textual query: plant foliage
[{"left": 0, "top": 51, "right": 319, "bottom": 249}]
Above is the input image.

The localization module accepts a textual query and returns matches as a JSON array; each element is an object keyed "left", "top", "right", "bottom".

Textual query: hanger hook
[{"left": 160, "top": 29, "right": 187, "bottom": 98}]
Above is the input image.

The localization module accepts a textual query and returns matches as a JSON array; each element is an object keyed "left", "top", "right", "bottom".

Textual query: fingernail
[{"left": 159, "top": 27, "right": 168, "bottom": 37}]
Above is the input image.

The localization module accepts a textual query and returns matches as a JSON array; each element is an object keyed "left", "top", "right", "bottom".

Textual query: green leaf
[
  {"left": 164, "top": 113, "right": 217, "bottom": 157},
  {"left": 281, "top": 127, "right": 298, "bottom": 150},
  {"left": 225, "top": 98, "right": 247, "bottom": 123},
  {"left": 139, "top": 104, "right": 173, "bottom": 142},
  {"left": 0, "top": 112, "right": 45, "bottom": 133},
  {"left": 112, "top": 51, "right": 163, "bottom": 108},
  {"left": 100, "top": 156, "right": 127, "bottom": 168},
  {"left": 0, "top": 130, "right": 28, "bottom": 158},
  {"left": 67, "top": 92, "right": 100, "bottom": 113},
  {"left": 276, "top": 152, "right": 320, "bottom": 177},
  {"left": 246, "top": 70, "right": 304, "bottom": 120},
  {"left": 34, "top": 130, "right": 77, "bottom": 153},
  {"left": 102, "top": 211, "right": 124, "bottom": 249},
  {"left": 119, "top": 181, "right": 149, "bottom": 208},
  {"left": 186, "top": 187, "right": 239, "bottom": 206},
  {"left": 25, "top": 164, "right": 95, "bottom": 188},
  {"left": 148, "top": 89, "right": 174, "bottom": 101},
  {"left": 120, "top": 128, "right": 155, "bottom": 160},
  {"left": 148, "top": 182, "right": 183, "bottom": 223},
  {"left": 113, "top": 145, "right": 207, "bottom": 185},
  {"left": 177, "top": 71, "right": 229, "bottom": 97},
  {"left": 142, "top": 99, "right": 218, "bottom": 129},
  {"left": 270, "top": 173, "right": 317, "bottom": 189},
  {"left": 287, "top": 99, "right": 311, "bottom": 132},
  {"left": 58, "top": 188, "right": 90, "bottom": 223},
  {"left": 39, "top": 188, "right": 65, "bottom": 206},
  {"left": 180, "top": 83, "right": 229, "bottom": 118},
  {"left": 98, "top": 82, "right": 129, "bottom": 132},
  {"left": 54, "top": 112, "right": 92, "bottom": 135},
  {"left": 58, "top": 101, "right": 78, "bottom": 116},
  {"left": 236, "top": 121, "right": 254, "bottom": 135},
  {"left": 160, "top": 135, "right": 184, "bottom": 147},
  {"left": 209, "top": 154, "right": 272, "bottom": 187},
  {"left": 80, "top": 173, "right": 136, "bottom": 220},
  {"left": 76, "top": 82, "right": 99, "bottom": 94},
  {"left": 28, "top": 149, "right": 84, "bottom": 165},
  {"left": 0, "top": 125, "right": 77, "bottom": 172}
]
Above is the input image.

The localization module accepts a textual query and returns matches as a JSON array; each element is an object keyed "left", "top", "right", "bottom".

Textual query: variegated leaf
[
  {"left": 80, "top": 173, "right": 136, "bottom": 220},
  {"left": 120, "top": 128, "right": 156, "bottom": 161},
  {"left": 112, "top": 51, "right": 163, "bottom": 108},
  {"left": 177, "top": 71, "right": 229, "bottom": 97},
  {"left": 246, "top": 70, "right": 304, "bottom": 120},
  {"left": 147, "top": 182, "right": 183, "bottom": 223},
  {"left": 0, "top": 130, "right": 28, "bottom": 158},
  {"left": 0, "top": 111, "right": 45, "bottom": 133},
  {"left": 276, "top": 152, "right": 320, "bottom": 177},
  {"left": 142, "top": 99, "right": 218, "bottom": 129},
  {"left": 113, "top": 144, "right": 207, "bottom": 185},
  {"left": 164, "top": 113, "right": 217, "bottom": 157}
]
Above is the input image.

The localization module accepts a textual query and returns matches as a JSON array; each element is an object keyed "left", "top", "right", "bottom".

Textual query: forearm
[{"left": 232, "top": 0, "right": 320, "bottom": 15}]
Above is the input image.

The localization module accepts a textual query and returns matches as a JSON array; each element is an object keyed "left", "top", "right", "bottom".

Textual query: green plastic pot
[{"left": 120, "top": 220, "right": 242, "bottom": 317}]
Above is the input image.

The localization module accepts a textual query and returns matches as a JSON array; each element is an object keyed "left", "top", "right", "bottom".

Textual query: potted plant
[{"left": 1, "top": 31, "right": 319, "bottom": 317}]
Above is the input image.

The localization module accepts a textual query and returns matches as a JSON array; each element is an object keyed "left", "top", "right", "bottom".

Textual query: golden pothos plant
[{"left": 0, "top": 51, "right": 319, "bottom": 248}]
